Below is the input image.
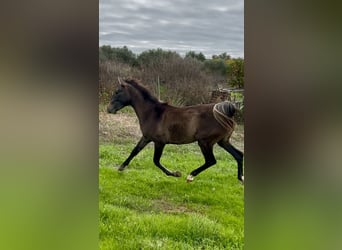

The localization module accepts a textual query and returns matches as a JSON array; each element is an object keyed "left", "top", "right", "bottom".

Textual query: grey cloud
[{"left": 99, "top": 0, "right": 243, "bottom": 58}]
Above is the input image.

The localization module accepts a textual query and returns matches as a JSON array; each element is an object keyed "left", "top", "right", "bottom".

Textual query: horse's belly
[
  {"left": 169, "top": 136, "right": 195, "bottom": 144},
  {"left": 166, "top": 125, "right": 196, "bottom": 144},
  {"left": 148, "top": 133, "right": 194, "bottom": 144},
  {"left": 147, "top": 122, "right": 197, "bottom": 144}
]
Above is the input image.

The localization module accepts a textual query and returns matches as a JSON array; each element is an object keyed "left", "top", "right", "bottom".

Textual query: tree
[
  {"left": 212, "top": 52, "right": 231, "bottom": 61},
  {"left": 185, "top": 51, "right": 206, "bottom": 62},
  {"left": 204, "top": 58, "right": 227, "bottom": 77},
  {"left": 99, "top": 45, "right": 137, "bottom": 66},
  {"left": 227, "top": 58, "right": 244, "bottom": 88},
  {"left": 99, "top": 45, "right": 114, "bottom": 61},
  {"left": 137, "top": 48, "right": 181, "bottom": 67}
]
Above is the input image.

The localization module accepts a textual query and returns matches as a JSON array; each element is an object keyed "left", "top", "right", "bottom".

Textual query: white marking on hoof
[
  {"left": 186, "top": 175, "right": 194, "bottom": 182},
  {"left": 241, "top": 176, "right": 244, "bottom": 184}
]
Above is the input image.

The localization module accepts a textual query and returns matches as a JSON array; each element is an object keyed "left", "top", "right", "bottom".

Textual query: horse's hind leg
[
  {"left": 118, "top": 136, "right": 151, "bottom": 171},
  {"left": 153, "top": 142, "right": 181, "bottom": 177},
  {"left": 187, "top": 141, "right": 216, "bottom": 182},
  {"left": 217, "top": 140, "right": 244, "bottom": 183}
]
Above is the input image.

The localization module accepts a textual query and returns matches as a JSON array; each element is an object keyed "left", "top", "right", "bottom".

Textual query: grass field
[{"left": 99, "top": 112, "right": 244, "bottom": 249}]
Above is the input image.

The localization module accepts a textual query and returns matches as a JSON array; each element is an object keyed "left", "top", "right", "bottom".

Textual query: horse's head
[{"left": 107, "top": 78, "right": 132, "bottom": 114}]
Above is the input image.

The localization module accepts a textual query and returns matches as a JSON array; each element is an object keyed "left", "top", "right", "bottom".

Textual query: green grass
[{"left": 99, "top": 142, "right": 244, "bottom": 249}]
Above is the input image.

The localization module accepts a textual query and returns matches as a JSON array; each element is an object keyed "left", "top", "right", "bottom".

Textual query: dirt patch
[
  {"left": 99, "top": 111, "right": 244, "bottom": 152},
  {"left": 230, "top": 125, "right": 244, "bottom": 152},
  {"left": 99, "top": 112, "right": 142, "bottom": 143},
  {"left": 152, "top": 199, "right": 194, "bottom": 214}
]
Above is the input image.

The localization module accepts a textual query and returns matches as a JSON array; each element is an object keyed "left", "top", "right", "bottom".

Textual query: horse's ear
[
  {"left": 118, "top": 77, "right": 127, "bottom": 88},
  {"left": 118, "top": 77, "right": 123, "bottom": 86},
  {"left": 118, "top": 77, "right": 127, "bottom": 87}
]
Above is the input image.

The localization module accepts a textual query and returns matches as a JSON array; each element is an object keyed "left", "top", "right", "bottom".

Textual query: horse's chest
[{"left": 140, "top": 123, "right": 163, "bottom": 139}]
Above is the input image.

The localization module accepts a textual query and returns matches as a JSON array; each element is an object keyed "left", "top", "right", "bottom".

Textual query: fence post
[{"left": 157, "top": 75, "right": 161, "bottom": 100}]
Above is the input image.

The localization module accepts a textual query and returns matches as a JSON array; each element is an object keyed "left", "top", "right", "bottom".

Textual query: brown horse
[{"left": 107, "top": 78, "right": 244, "bottom": 183}]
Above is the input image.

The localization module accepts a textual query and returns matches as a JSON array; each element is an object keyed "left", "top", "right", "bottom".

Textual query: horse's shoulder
[{"left": 154, "top": 102, "right": 169, "bottom": 118}]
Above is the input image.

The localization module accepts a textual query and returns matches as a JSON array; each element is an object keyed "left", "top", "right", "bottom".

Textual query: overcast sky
[{"left": 99, "top": 0, "right": 243, "bottom": 58}]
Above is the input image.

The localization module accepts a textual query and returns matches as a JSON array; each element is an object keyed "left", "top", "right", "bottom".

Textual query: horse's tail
[{"left": 213, "top": 102, "right": 237, "bottom": 134}]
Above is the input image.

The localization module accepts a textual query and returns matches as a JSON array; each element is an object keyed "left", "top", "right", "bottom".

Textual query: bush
[
  {"left": 99, "top": 48, "right": 244, "bottom": 110},
  {"left": 99, "top": 60, "right": 139, "bottom": 104},
  {"left": 99, "top": 56, "right": 218, "bottom": 106}
]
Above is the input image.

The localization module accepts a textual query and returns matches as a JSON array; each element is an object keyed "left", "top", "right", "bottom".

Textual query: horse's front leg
[
  {"left": 153, "top": 142, "right": 181, "bottom": 177},
  {"left": 118, "top": 137, "right": 151, "bottom": 171}
]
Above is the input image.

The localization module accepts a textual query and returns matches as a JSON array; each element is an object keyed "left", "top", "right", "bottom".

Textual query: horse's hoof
[
  {"left": 186, "top": 175, "right": 194, "bottom": 182},
  {"left": 240, "top": 176, "right": 244, "bottom": 184},
  {"left": 173, "top": 171, "right": 182, "bottom": 177},
  {"left": 118, "top": 165, "right": 125, "bottom": 171}
]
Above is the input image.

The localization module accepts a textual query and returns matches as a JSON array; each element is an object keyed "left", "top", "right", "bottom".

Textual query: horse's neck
[
  {"left": 132, "top": 102, "right": 153, "bottom": 121},
  {"left": 130, "top": 92, "right": 157, "bottom": 124}
]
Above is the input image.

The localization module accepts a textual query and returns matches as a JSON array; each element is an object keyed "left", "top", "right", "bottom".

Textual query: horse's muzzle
[{"left": 107, "top": 106, "right": 116, "bottom": 114}]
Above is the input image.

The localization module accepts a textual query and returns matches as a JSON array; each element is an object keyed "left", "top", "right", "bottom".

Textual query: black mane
[{"left": 124, "top": 79, "right": 160, "bottom": 103}]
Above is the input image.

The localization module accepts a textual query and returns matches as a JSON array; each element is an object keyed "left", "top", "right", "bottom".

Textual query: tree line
[{"left": 99, "top": 45, "right": 244, "bottom": 106}]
